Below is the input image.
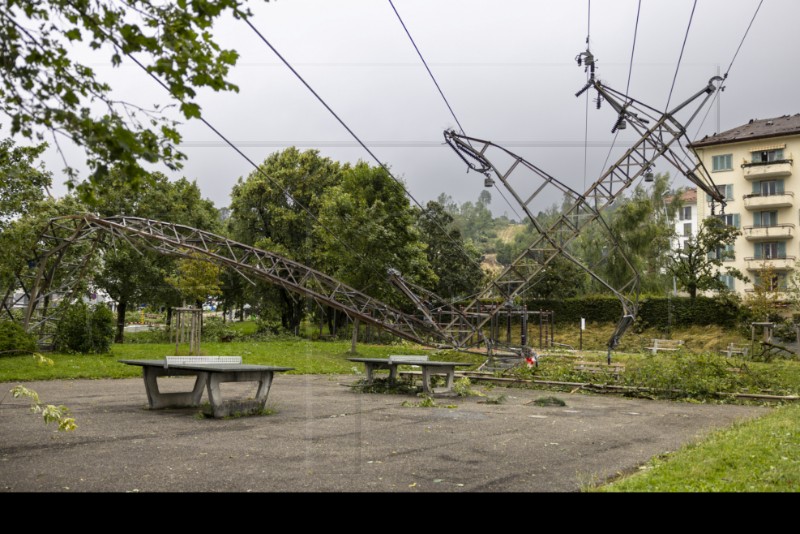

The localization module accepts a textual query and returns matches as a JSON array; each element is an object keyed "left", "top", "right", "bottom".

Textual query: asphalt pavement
[{"left": 0, "top": 374, "right": 768, "bottom": 492}]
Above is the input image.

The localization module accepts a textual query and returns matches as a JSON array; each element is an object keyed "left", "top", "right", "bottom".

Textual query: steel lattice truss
[
  {"left": 15, "top": 214, "right": 472, "bottom": 349},
  {"left": 7, "top": 77, "right": 725, "bottom": 359},
  {"left": 443, "top": 76, "right": 725, "bottom": 352}
]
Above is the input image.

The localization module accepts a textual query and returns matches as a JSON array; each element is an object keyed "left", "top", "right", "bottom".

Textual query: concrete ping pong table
[{"left": 119, "top": 356, "right": 293, "bottom": 418}]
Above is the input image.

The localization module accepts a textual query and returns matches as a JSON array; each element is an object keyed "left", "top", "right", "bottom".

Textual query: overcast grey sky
[{"left": 42, "top": 0, "right": 798, "bottom": 219}]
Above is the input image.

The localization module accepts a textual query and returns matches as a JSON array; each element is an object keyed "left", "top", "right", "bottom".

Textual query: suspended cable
[
  {"left": 586, "top": 0, "right": 592, "bottom": 46},
  {"left": 690, "top": 0, "right": 764, "bottom": 141},
  {"left": 626, "top": 0, "right": 642, "bottom": 94},
  {"left": 388, "top": 0, "right": 467, "bottom": 137},
  {"left": 240, "top": 16, "right": 493, "bottom": 297},
  {"left": 65, "top": 1, "right": 366, "bottom": 268},
  {"left": 583, "top": 71, "right": 590, "bottom": 191},
  {"left": 664, "top": 0, "right": 698, "bottom": 112},
  {"left": 386, "top": 0, "right": 523, "bottom": 222},
  {"left": 596, "top": 0, "right": 642, "bottom": 181}
]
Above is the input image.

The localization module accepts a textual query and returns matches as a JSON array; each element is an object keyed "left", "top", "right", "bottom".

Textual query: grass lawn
[{"left": 0, "top": 339, "right": 487, "bottom": 382}]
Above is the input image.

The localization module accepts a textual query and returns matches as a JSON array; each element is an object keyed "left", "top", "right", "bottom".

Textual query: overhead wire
[
  {"left": 387, "top": 0, "right": 523, "bottom": 223},
  {"left": 664, "top": 0, "right": 698, "bottom": 112},
  {"left": 387, "top": 0, "right": 465, "bottom": 137},
  {"left": 582, "top": 0, "right": 592, "bottom": 191},
  {"left": 690, "top": 0, "right": 764, "bottom": 141},
  {"left": 597, "top": 0, "right": 642, "bottom": 181},
  {"left": 241, "top": 14, "right": 496, "bottom": 297},
  {"left": 64, "top": 0, "right": 370, "bottom": 273}
]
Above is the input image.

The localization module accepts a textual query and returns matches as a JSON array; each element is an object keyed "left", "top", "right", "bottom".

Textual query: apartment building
[
  {"left": 669, "top": 187, "right": 697, "bottom": 251},
  {"left": 688, "top": 114, "right": 800, "bottom": 296}
]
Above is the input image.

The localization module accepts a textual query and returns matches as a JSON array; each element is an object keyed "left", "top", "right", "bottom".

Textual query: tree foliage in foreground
[{"left": 0, "top": 0, "right": 253, "bottom": 201}]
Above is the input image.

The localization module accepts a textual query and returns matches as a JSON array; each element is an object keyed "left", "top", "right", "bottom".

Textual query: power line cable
[
  {"left": 597, "top": 0, "right": 642, "bottom": 181},
  {"left": 241, "top": 16, "right": 494, "bottom": 295},
  {"left": 388, "top": 0, "right": 466, "bottom": 137},
  {"left": 690, "top": 0, "right": 764, "bottom": 141},
  {"left": 65, "top": 1, "right": 366, "bottom": 268},
  {"left": 664, "top": 0, "right": 698, "bottom": 112},
  {"left": 582, "top": 0, "right": 591, "bottom": 190},
  {"left": 387, "top": 0, "right": 523, "bottom": 222}
]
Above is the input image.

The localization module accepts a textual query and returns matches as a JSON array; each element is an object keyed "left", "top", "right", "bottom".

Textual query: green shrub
[
  {"left": 54, "top": 301, "right": 114, "bottom": 354},
  {"left": 201, "top": 316, "right": 238, "bottom": 342},
  {"left": 0, "top": 320, "right": 37, "bottom": 355}
]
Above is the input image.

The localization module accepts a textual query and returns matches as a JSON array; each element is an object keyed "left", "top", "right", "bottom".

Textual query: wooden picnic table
[
  {"left": 348, "top": 356, "right": 472, "bottom": 395},
  {"left": 119, "top": 358, "right": 293, "bottom": 418}
]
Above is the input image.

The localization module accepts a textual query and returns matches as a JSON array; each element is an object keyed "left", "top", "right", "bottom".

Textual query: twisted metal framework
[
  {"left": 443, "top": 75, "right": 725, "bottom": 357},
  {"left": 7, "top": 74, "right": 725, "bottom": 360},
  {"left": 16, "top": 214, "right": 465, "bottom": 349}
]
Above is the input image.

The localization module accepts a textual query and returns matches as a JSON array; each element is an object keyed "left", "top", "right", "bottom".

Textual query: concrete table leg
[
  {"left": 142, "top": 367, "right": 206, "bottom": 409},
  {"left": 364, "top": 363, "right": 376, "bottom": 384},
  {"left": 420, "top": 366, "right": 456, "bottom": 395},
  {"left": 205, "top": 371, "right": 275, "bottom": 418}
]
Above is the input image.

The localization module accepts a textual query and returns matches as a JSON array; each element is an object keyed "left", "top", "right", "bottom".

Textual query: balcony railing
[
  {"left": 743, "top": 191, "right": 794, "bottom": 209},
  {"left": 744, "top": 256, "right": 796, "bottom": 271},
  {"left": 742, "top": 159, "right": 793, "bottom": 180},
  {"left": 742, "top": 223, "right": 795, "bottom": 241}
]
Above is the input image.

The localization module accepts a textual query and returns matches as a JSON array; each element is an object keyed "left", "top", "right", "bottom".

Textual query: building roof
[
  {"left": 688, "top": 114, "right": 800, "bottom": 149},
  {"left": 665, "top": 187, "right": 696, "bottom": 206},
  {"left": 679, "top": 188, "right": 697, "bottom": 204}
]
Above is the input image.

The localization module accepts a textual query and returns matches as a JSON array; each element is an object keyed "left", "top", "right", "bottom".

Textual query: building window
[
  {"left": 719, "top": 274, "right": 736, "bottom": 291},
  {"left": 755, "top": 180, "right": 784, "bottom": 196},
  {"left": 755, "top": 241, "right": 786, "bottom": 260},
  {"left": 754, "top": 272, "right": 786, "bottom": 292},
  {"left": 712, "top": 154, "right": 733, "bottom": 171},
  {"left": 752, "top": 148, "right": 784, "bottom": 164},
  {"left": 679, "top": 206, "right": 692, "bottom": 220},
  {"left": 707, "top": 184, "right": 733, "bottom": 202},
  {"left": 716, "top": 213, "right": 740, "bottom": 228},
  {"left": 754, "top": 211, "right": 778, "bottom": 228},
  {"left": 710, "top": 244, "right": 735, "bottom": 261},
  {"left": 683, "top": 222, "right": 692, "bottom": 237}
]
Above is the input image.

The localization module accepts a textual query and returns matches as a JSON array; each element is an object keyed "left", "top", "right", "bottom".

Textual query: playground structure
[{"left": 1, "top": 56, "right": 729, "bottom": 366}]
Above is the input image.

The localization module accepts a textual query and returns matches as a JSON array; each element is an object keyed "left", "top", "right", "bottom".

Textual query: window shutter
[
  {"left": 777, "top": 180, "right": 785, "bottom": 194},
  {"left": 754, "top": 212, "right": 762, "bottom": 227},
  {"left": 733, "top": 214, "right": 740, "bottom": 228},
  {"left": 753, "top": 181, "right": 761, "bottom": 194},
  {"left": 726, "top": 184, "right": 734, "bottom": 200},
  {"left": 778, "top": 242, "right": 786, "bottom": 257},
  {"left": 755, "top": 245, "right": 762, "bottom": 259}
]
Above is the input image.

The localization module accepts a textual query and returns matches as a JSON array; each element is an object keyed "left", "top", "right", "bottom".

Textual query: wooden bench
[
  {"left": 646, "top": 339, "right": 684, "bottom": 355},
  {"left": 723, "top": 343, "right": 749, "bottom": 358},
  {"left": 572, "top": 361, "right": 625, "bottom": 378}
]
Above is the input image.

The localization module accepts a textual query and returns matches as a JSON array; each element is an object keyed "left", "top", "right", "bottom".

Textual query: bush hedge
[
  {"left": 0, "top": 320, "right": 37, "bottom": 355},
  {"left": 54, "top": 301, "right": 115, "bottom": 354},
  {"left": 526, "top": 294, "right": 742, "bottom": 328}
]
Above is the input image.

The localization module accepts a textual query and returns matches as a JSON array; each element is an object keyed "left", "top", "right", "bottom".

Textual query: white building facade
[{"left": 689, "top": 114, "right": 800, "bottom": 296}]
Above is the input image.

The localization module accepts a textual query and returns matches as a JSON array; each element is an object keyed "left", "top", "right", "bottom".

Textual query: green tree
[
  {"left": 744, "top": 262, "right": 782, "bottom": 323},
  {"left": 315, "top": 161, "right": 435, "bottom": 310},
  {"left": 666, "top": 216, "right": 745, "bottom": 301},
  {"left": 228, "top": 147, "right": 342, "bottom": 331},
  {"left": 414, "top": 201, "right": 485, "bottom": 299},
  {"left": 91, "top": 169, "right": 219, "bottom": 341},
  {"left": 0, "top": 139, "right": 53, "bottom": 229},
  {"left": 165, "top": 252, "right": 222, "bottom": 307},
  {"left": 0, "top": 0, "right": 250, "bottom": 201}
]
